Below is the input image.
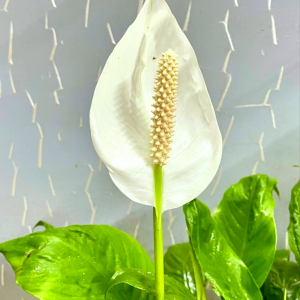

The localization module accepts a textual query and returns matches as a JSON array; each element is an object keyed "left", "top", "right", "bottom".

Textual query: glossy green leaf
[
  {"left": 262, "top": 259, "right": 300, "bottom": 300},
  {"left": 183, "top": 199, "right": 262, "bottom": 300},
  {"left": 288, "top": 180, "right": 300, "bottom": 264},
  {"left": 106, "top": 268, "right": 196, "bottom": 300},
  {"left": 0, "top": 225, "right": 154, "bottom": 300},
  {"left": 164, "top": 243, "right": 197, "bottom": 296},
  {"left": 214, "top": 175, "right": 278, "bottom": 287},
  {"left": 275, "top": 249, "right": 290, "bottom": 261},
  {"left": 33, "top": 220, "right": 54, "bottom": 230}
]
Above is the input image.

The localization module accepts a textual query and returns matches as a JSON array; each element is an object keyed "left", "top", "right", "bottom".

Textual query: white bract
[{"left": 90, "top": 0, "right": 222, "bottom": 212}]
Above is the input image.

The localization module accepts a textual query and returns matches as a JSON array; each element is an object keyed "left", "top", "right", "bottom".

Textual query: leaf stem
[
  {"left": 191, "top": 245, "right": 206, "bottom": 300},
  {"left": 153, "top": 164, "right": 164, "bottom": 300}
]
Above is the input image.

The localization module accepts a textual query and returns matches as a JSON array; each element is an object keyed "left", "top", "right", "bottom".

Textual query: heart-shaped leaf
[
  {"left": 213, "top": 175, "right": 278, "bottom": 287},
  {"left": 0, "top": 225, "right": 154, "bottom": 300},
  {"left": 183, "top": 199, "right": 262, "bottom": 300}
]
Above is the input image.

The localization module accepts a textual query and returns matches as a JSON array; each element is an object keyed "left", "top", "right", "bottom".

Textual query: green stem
[
  {"left": 153, "top": 164, "right": 164, "bottom": 300},
  {"left": 191, "top": 245, "right": 206, "bottom": 300}
]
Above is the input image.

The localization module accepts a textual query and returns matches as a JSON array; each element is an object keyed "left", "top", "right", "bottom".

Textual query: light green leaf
[
  {"left": 288, "top": 180, "right": 300, "bottom": 264},
  {"left": 90, "top": 0, "right": 222, "bottom": 212},
  {"left": 0, "top": 225, "right": 154, "bottom": 300},
  {"left": 164, "top": 243, "right": 197, "bottom": 296},
  {"left": 106, "top": 268, "right": 196, "bottom": 300},
  {"left": 262, "top": 259, "right": 300, "bottom": 300},
  {"left": 214, "top": 174, "right": 278, "bottom": 287},
  {"left": 183, "top": 199, "right": 262, "bottom": 300}
]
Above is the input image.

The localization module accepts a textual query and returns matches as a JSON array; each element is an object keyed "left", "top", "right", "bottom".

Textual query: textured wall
[{"left": 0, "top": 0, "right": 299, "bottom": 299}]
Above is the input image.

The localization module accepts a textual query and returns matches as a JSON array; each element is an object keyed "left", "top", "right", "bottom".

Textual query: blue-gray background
[{"left": 0, "top": 0, "right": 299, "bottom": 299}]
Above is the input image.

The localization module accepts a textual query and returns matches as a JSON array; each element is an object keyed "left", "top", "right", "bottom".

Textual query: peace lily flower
[{"left": 90, "top": 0, "right": 222, "bottom": 213}]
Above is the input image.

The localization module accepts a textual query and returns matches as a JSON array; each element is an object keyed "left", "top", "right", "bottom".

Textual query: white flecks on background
[
  {"left": 28, "top": 225, "right": 32, "bottom": 233},
  {"left": 1, "top": 264, "right": 4, "bottom": 286},
  {"left": 11, "top": 160, "right": 19, "bottom": 197},
  {"left": 216, "top": 74, "right": 232, "bottom": 112},
  {"left": 22, "top": 197, "right": 28, "bottom": 226},
  {"left": 51, "top": 0, "right": 57, "bottom": 8},
  {"left": 270, "top": 106, "right": 276, "bottom": 129},
  {"left": 85, "top": 0, "right": 91, "bottom": 28},
  {"left": 8, "top": 21, "right": 13, "bottom": 65},
  {"left": 85, "top": 164, "right": 97, "bottom": 224},
  {"left": 65, "top": 220, "right": 68, "bottom": 227},
  {"left": 53, "top": 61, "right": 63, "bottom": 105},
  {"left": 45, "top": 13, "right": 58, "bottom": 61},
  {"left": 127, "top": 201, "right": 133, "bottom": 215},
  {"left": 137, "top": 0, "right": 144, "bottom": 15},
  {"left": 259, "top": 132, "right": 265, "bottom": 162},
  {"left": 211, "top": 168, "right": 222, "bottom": 196},
  {"left": 57, "top": 131, "right": 62, "bottom": 141},
  {"left": 271, "top": 15, "right": 278, "bottom": 45},
  {"left": 217, "top": 50, "right": 233, "bottom": 112},
  {"left": 263, "top": 89, "right": 272, "bottom": 105},
  {"left": 234, "top": 0, "right": 239, "bottom": 7},
  {"left": 222, "top": 116, "right": 234, "bottom": 147},
  {"left": 36, "top": 123, "right": 44, "bottom": 168},
  {"left": 285, "top": 231, "right": 289, "bottom": 250},
  {"left": 85, "top": 164, "right": 94, "bottom": 193},
  {"left": 182, "top": 1, "right": 192, "bottom": 32},
  {"left": 133, "top": 221, "right": 140, "bottom": 239},
  {"left": 8, "top": 142, "right": 13, "bottom": 159},
  {"left": 275, "top": 66, "right": 284, "bottom": 90},
  {"left": 220, "top": 10, "right": 235, "bottom": 51},
  {"left": 1, "top": 0, "right": 10, "bottom": 12},
  {"left": 79, "top": 116, "right": 83, "bottom": 128},
  {"left": 48, "top": 175, "right": 56, "bottom": 196},
  {"left": 261, "top": 49, "right": 265, "bottom": 56},
  {"left": 268, "top": 0, "right": 272, "bottom": 11},
  {"left": 106, "top": 23, "right": 116, "bottom": 45},
  {"left": 252, "top": 161, "right": 259, "bottom": 175},
  {"left": 45, "top": 199, "right": 53, "bottom": 217},
  {"left": 169, "top": 229, "right": 176, "bottom": 245},
  {"left": 167, "top": 210, "right": 176, "bottom": 234},
  {"left": 60, "top": 40, "right": 64, "bottom": 44},
  {"left": 9, "top": 67, "right": 16, "bottom": 93},
  {"left": 222, "top": 50, "right": 232, "bottom": 73},
  {"left": 24, "top": 90, "right": 37, "bottom": 123},
  {"left": 98, "top": 159, "right": 102, "bottom": 171}
]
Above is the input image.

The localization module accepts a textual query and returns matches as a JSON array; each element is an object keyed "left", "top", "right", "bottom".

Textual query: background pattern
[{"left": 0, "top": 0, "right": 299, "bottom": 299}]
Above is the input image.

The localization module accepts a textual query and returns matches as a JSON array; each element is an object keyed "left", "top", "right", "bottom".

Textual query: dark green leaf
[
  {"left": 33, "top": 220, "right": 54, "bottom": 230},
  {"left": 275, "top": 249, "right": 290, "bottom": 261},
  {"left": 106, "top": 268, "right": 196, "bottom": 300},
  {"left": 164, "top": 243, "right": 197, "bottom": 296},
  {"left": 214, "top": 175, "right": 278, "bottom": 287},
  {"left": 183, "top": 199, "right": 262, "bottom": 300},
  {"left": 288, "top": 180, "right": 300, "bottom": 264},
  {"left": 0, "top": 225, "right": 154, "bottom": 300},
  {"left": 262, "top": 259, "right": 300, "bottom": 300}
]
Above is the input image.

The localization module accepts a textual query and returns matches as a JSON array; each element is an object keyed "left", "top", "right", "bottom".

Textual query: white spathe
[{"left": 90, "top": 0, "right": 222, "bottom": 212}]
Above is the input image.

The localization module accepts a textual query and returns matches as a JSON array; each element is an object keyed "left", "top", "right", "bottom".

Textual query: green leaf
[
  {"left": 0, "top": 225, "right": 154, "bottom": 300},
  {"left": 213, "top": 174, "right": 278, "bottom": 287},
  {"left": 183, "top": 199, "right": 262, "bottom": 300},
  {"left": 106, "top": 268, "right": 196, "bottom": 300},
  {"left": 262, "top": 259, "right": 300, "bottom": 300},
  {"left": 164, "top": 243, "right": 197, "bottom": 296},
  {"left": 33, "top": 220, "right": 54, "bottom": 230},
  {"left": 274, "top": 249, "right": 290, "bottom": 261},
  {"left": 288, "top": 180, "right": 300, "bottom": 264}
]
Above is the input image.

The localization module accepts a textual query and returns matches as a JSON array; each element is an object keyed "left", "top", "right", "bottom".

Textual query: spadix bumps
[{"left": 150, "top": 50, "right": 178, "bottom": 166}]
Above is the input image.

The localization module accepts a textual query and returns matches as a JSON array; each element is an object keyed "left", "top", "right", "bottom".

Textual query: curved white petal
[{"left": 90, "top": 0, "right": 222, "bottom": 212}]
